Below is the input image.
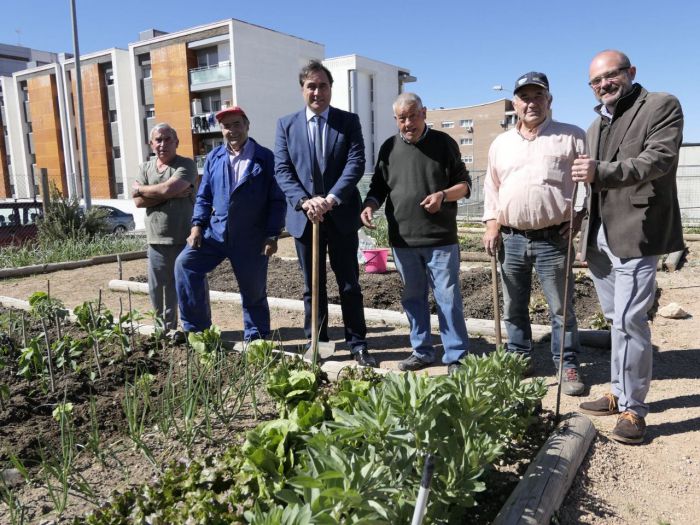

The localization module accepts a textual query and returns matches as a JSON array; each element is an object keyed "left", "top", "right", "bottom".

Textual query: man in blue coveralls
[{"left": 175, "top": 106, "right": 286, "bottom": 339}]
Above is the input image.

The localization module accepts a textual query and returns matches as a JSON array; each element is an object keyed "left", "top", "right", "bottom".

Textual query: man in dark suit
[
  {"left": 274, "top": 60, "right": 376, "bottom": 367},
  {"left": 572, "top": 50, "right": 684, "bottom": 444}
]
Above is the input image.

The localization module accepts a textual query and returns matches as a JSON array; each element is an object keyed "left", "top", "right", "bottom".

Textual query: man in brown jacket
[{"left": 572, "top": 50, "right": 684, "bottom": 444}]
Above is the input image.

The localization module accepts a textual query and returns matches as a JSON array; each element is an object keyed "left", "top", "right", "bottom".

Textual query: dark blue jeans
[{"left": 500, "top": 229, "right": 579, "bottom": 368}]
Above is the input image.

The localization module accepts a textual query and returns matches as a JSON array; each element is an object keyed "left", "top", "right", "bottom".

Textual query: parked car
[
  {"left": 93, "top": 205, "right": 135, "bottom": 234},
  {"left": 0, "top": 201, "right": 43, "bottom": 246}
]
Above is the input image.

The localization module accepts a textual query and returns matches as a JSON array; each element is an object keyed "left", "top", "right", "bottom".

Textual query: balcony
[{"left": 189, "top": 61, "right": 232, "bottom": 91}]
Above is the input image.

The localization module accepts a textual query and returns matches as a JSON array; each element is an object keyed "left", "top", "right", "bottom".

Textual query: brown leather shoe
[
  {"left": 611, "top": 411, "right": 646, "bottom": 444},
  {"left": 579, "top": 393, "right": 618, "bottom": 416}
]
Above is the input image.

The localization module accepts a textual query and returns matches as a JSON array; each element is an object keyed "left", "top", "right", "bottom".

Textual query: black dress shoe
[{"left": 354, "top": 348, "right": 377, "bottom": 367}]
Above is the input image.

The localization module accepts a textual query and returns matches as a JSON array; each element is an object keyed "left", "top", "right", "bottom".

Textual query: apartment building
[
  {"left": 426, "top": 99, "right": 516, "bottom": 174},
  {"left": 3, "top": 48, "right": 136, "bottom": 201},
  {"left": 128, "top": 19, "right": 324, "bottom": 185},
  {"left": 6, "top": 62, "right": 71, "bottom": 199},
  {"left": 0, "top": 43, "right": 61, "bottom": 198},
  {"left": 1, "top": 18, "right": 414, "bottom": 203},
  {"left": 62, "top": 49, "right": 138, "bottom": 199},
  {"left": 324, "top": 55, "right": 415, "bottom": 169}
]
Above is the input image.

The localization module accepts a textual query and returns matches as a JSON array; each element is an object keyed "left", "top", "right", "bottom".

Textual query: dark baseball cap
[{"left": 513, "top": 71, "right": 549, "bottom": 94}]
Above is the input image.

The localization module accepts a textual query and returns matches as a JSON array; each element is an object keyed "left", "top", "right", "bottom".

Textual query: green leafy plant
[
  {"left": 589, "top": 311, "right": 611, "bottom": 330},
  {"left": 17, "top": 336, "right": 45, "bottom": 382},
  {"left": 363, "top": 216, "right": 389, "bottom": 247},
  {"left": 37, "top": 185, "right": 108, "bottom": 244},
  {"left": 28, "top": 291, "right": 68, "bottom": 321},
  {"left": 188, "top": 326, "right": 223, "bottom": 368}
]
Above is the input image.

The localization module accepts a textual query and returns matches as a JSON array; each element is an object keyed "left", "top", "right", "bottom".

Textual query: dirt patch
[
  {"left": 2, "top": 238, "right": 700, "bottom": 524},
  {"left": 134, "top": 256, "right": 604, "bottom": 327}
]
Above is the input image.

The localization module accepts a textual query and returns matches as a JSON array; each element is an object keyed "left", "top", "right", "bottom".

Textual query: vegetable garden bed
[{"left": 1, "top": 294, "right": 553, "bottom": 524}]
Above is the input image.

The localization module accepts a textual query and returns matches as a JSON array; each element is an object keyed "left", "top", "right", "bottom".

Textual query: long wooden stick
[
  {"left": 311, "top": 221, "right": 320, "bottom": 368},
  {"left": 491, "top": 249, "right": 502, "bottom": 347},
  {"left": 555, "top": 184, "right": 579, "bottom": 422}
]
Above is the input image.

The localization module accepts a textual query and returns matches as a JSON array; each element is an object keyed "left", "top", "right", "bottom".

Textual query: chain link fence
[{"left": 360, "top": 165, "right": 700, "bottom": 227}]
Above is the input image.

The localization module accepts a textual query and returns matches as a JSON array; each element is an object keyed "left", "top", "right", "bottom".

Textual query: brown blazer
[{"left": 578, "top": 85, "right": 684, "bottom": 260}]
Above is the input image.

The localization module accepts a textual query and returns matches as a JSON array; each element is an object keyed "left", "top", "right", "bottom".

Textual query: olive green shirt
[{"left": 136, "top": 155, "right": 197, "bottom": 245}]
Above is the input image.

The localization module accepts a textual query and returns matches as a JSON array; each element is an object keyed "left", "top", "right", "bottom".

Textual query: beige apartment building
[{"left": 426, "top": 99, "right": 516, "bottom": 175}]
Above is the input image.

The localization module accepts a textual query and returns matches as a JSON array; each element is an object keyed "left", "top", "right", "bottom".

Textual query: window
[
  {"left": 459, "top": 138, "right": 473, "bottom": 146},
  {"left": 200, "top": 92, "right": 221, "bottom": 112},
  {"left": 112, "top": 146, "right": 121, "bottom": 159},
  {"left": 138, "top": 54, "right": 152, "bottom": 79},
  {"left": 109, "top": 110, "right": 118, "bottom": 122},
  {"left": 441, "top": 121, "right": 454, "bottom": 129},
  {"left": 460, "top": 119, "right": 473, "bottom": 128},
  {"left": 145, "top": 104, "right": 155, "bottom": 118},
  {"left": 6, "top": 154, "right": 10, "bottom": 166},
  {"left": 426, "top": 122, "right": 434, "bottom": 129},
  {"left": 196, "top": 47, "right": 219, "bottom": 68},
  {"left": 461, "top": 155, "right": 473, "bottom": 164},
  {"left": 104, "top": 67, "right": 114, "bottom": 86}
]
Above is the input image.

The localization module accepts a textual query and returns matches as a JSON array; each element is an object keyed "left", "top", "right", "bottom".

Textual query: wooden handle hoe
[{"left": 491, "top": 248, "right": 502, "bottom": 347}]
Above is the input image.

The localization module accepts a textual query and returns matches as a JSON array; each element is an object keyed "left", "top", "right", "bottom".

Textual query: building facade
[
  {"left": 1, "top": 18, "right": 414, "bottom": 205},
  {"left": 0, "top": 44, "right": 62, "bottom": 198},
  {"left": 128, "top": 19, "right": 324, "bottom": 186},
  {"left": 324, "top": 55, "right": 415, "bottom": 170},
  {"left": 426, "top": 99, "right": 516, "bottom": 174}
]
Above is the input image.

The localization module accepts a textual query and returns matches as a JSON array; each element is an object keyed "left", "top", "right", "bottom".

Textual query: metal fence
[{"left": 360, "top": 165, "right": 700, "bottom": 227}]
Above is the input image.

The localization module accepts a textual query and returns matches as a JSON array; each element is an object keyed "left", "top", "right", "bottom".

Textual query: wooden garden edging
[
  {"left": 0, "top": 250, "right": 147, "bottom": 279},
  {"left": 492, "top": 412, "right": 596, "bottom": 525}
]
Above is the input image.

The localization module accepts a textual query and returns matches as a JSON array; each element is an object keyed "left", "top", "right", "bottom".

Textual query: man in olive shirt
[{"left": 133, "top": 123, "right": 196, "bottom": 339}]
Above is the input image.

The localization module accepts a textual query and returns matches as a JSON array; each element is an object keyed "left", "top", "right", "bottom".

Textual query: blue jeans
[
  {"left": 147, "top": 244, "right": 185, "bottom": 332},
  {"left": 392, "top": 244, "right": 469, "bottom": 365},
  {"left": 499, "top": 229, "right": 579, "bottom": 367}
]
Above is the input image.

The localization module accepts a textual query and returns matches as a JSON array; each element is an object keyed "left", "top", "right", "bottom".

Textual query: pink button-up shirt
[{"left": 483, "top": 117, "right": 586, "bottom": 230}]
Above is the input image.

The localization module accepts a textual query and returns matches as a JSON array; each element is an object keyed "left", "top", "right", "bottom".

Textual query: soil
[{"left": 1, "top": 237, "right": 700, "bottom": 524}]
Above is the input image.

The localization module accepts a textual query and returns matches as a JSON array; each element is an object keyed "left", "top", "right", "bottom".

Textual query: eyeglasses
[{"left": 588, "top": 67, "right": 630, "bottom": 88}]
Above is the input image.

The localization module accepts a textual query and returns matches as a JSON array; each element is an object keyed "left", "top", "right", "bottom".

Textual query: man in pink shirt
[{"left": 482, "top": 71, "right": 586, "bottom": 396}]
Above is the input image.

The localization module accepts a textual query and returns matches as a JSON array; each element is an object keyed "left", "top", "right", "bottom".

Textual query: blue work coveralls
[{"left": 175, "top": 139, "right": 286, "bottom": 339}]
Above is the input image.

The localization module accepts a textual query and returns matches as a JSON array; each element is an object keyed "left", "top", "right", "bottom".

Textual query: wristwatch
[{"left": 295, "top": 197, "right": 309, "bottom": 211}]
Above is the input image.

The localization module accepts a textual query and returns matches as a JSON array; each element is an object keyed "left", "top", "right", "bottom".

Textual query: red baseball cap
[{"left": 215, "top": 106, "right": 247, "bottom": 121}]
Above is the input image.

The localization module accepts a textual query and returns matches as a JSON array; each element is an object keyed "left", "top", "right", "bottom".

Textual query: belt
[{"left": 500, "top": 223, "right": 564, "bottom": 240}]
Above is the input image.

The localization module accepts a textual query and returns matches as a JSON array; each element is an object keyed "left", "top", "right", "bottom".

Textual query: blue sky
[{"left": 3, "top": 0, "right": 699, "bottom": 141}]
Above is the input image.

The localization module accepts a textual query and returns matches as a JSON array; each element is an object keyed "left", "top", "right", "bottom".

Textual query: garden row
[{"left": 0, "top": 291, "right": 547, "bottom": 523}]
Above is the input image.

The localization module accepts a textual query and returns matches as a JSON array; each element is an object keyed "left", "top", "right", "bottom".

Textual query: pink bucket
[{"left": 362, "top": 248, "right": 389, "bottom": 273}]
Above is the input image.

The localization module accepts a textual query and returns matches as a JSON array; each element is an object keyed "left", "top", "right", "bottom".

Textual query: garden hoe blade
[{"left": 303, "top": 221, "right": 335, "bottom": 364}]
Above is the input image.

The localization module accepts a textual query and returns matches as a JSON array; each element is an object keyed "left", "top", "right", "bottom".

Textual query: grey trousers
[
  {"left": 586, "top": 225, "right": 658, "bottom": 418},
  {"left": 148, "top": 244, "right": 185, "bottom": 332}
]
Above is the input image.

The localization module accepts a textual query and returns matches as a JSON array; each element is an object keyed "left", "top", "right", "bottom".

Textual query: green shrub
[{"left": 38, "top": 186, "right": 108, "bottom": 244}]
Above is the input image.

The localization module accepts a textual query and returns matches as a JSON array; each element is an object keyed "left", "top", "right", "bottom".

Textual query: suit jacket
[
  {"left": 274, "top": 106, "right": 366, "bottom": 238},
  {"left": 579, "top": 85, "right": 684, "bottom": 259},
  {"left": 191, "top": 139, "right": 286, "bottom": 248}
]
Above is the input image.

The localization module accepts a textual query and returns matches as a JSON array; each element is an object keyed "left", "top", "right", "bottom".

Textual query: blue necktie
[{"left": 312, "top": 115, "right": 325, "bottom": 194}]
